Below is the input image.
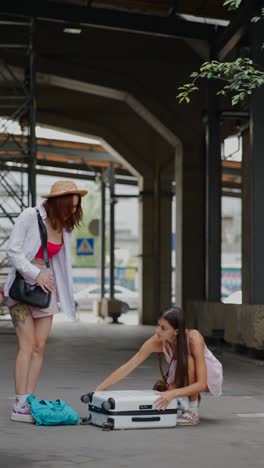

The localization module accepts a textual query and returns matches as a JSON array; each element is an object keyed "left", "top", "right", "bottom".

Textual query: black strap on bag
[
  {"left": 152, "top": 352, "right": 175, "bottom": 392},
  {"left": 9, "top": 208, "right": 52, "bottom": 309},
  {"left": 36, "top": 209, "right": 50, "bottom": 269},
  {"left": 158, "top": 352, "right": 175, "bottom": 382}
]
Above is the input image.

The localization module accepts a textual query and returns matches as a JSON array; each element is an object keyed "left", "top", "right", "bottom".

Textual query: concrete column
[
  {"left": 159, "top": 170, "right": 173, "bottom": 311},
  {"left": 176, "top": 141, "right": 206, "bottom": 326},
  {"left": 138, "top": 169, "right": 173, "bottom": 325},
  {"left": 241, "top": 128, "right": 251, "bottom": 303},
  {"left": 242, "top": 22, "right": 264, "bottom": 303},
  {"left": 138, "top": 176, "right": 155, "bottom": 325},
  {"left": 175, "top": 141, "right": 183, "bottom": 307}
]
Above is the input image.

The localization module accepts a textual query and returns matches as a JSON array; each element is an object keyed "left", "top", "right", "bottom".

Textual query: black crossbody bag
[{"left": 9, "top": 209, "right": 52, "bottom": 309}]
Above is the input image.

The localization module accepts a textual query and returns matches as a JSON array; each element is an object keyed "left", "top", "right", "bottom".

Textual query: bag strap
[
  {"left": 158, "top": 351, "right": 175, "bottom": 382},
  {"left": 39, "top": 400, "right": 54, "bottom": 409},
  {"left": 39, "top": 399, "right": 64, "bottom": 409},
  {"left": 36, "top": 208, "right": 50, "bottom": 269}
]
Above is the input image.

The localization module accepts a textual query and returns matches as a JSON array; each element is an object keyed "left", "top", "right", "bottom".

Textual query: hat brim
[{"left": 41, "top": 189, "right": 88, "bottom": 199}]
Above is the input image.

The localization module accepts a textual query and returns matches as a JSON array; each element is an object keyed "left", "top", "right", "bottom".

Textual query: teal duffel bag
[{"left": 27, "top": 394, "right": 80, "bottom": 426}]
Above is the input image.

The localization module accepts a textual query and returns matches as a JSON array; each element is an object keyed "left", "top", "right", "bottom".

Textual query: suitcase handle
[{"left": 132, "top": 417, "right": 161, "bottom": 422}]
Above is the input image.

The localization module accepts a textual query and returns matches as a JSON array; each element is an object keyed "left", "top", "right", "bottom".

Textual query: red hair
[{"left": 44, "top": 194, "right": 82, "bottom": 232}]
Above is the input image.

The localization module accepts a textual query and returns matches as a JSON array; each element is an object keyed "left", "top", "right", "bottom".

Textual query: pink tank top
[
  {"left": 163, "top": 333, "right": 223, "bottom": 397},
  {"left": 35, "top": 242, "right": 63, "bottom": 260}
]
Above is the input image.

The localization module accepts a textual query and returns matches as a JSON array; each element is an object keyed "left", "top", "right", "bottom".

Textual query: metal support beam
[
  {"left": 100, "top": 176, "right": 106, "bottom": 299},
  {"left": 222, "top": 181, "right": 241, "bottom": 190},
  {"left": 154, "top": 160, "right": 161, "bottom": 318},
  {"left": 0, "top": 139, "right": 113, "bottom": 161},
  {"left": 102, "top": 165, "right": 116, "bottom": 300},
  {"left": 214, "top": 0, "right": 260, "bottom": 60},
  {"left": 222, "top": 189, "right": 241, "bottom": 198},
  {"left": 109, "top": 165, "right": 115, "bottom": 300},
  {"left": 0, "top": 157, "right": 127, "bottom": 177},
  {"left": 220, "top": 111, "right": 249, "bottom": 120},
  {"left": 0, "top": 17, "right": 36, "bottom": 266},
  {"left": 0, "top": 162, "right": 138, "bottom": 185},
  {"left": 0, "top": 1, "right": 221, "bottom": 41},
  {"left": 28, "top": 17, "right": 37, "bottom": 206},
  {"left": 114, "top": 194, "right": 139, "bottom": 198}
]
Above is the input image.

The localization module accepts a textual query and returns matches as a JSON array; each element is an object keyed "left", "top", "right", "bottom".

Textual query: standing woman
[
  {"left": 4, "top": 180, "right": 87, "bottom": 422},
  {"left": 95, "top": 306, "right": 223, "bottom": 425}
]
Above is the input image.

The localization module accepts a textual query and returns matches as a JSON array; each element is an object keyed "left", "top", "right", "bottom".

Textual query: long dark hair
[
  {"left": 161, "top": 306, "right": 189, "bottom": 388},
  {"left": 44, "top": 194, "right": 83, "bottom": 232}
]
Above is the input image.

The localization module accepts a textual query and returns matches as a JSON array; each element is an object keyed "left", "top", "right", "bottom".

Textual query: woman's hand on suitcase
[
  {"left": 36, "top": 271, "right": 55, "bottom": 293},
  {"left": 155, "top": 390, "right": 175, "bottom": 410}
]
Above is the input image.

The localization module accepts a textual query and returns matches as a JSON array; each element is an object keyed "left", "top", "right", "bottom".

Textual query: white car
[
  {"left": 221, "top": 286, "right": 232, "bottom": 300},
  {"left": 222, "top": 290, "right": 242, "bottom": 304},
  {"left": 74, "top": 285, "right": 138, "bottom": 311}
]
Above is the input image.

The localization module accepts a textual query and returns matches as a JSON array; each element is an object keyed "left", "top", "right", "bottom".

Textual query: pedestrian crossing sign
[{"left": 76, "top": 238, "right": 94, "bottom": 256}]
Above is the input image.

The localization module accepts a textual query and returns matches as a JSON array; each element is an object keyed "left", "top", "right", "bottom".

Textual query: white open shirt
[{"left": 4, "top": 203, "right": 77, "bottom": 320}]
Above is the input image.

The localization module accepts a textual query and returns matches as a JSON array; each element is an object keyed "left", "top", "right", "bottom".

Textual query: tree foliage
[
  {"left": 223, "top": 0, "right": 242, "bottom": 11},
  {"left": 176, "top": 1, "right": 264, "bottom": 106}
]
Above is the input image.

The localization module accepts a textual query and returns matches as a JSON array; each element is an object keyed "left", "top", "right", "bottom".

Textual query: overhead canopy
[
  {"left": 89, "top": 0, "right": 229, "bottom": 20},
  {"left": 0, "top": 0, "right": 233, "bottom": 44}
]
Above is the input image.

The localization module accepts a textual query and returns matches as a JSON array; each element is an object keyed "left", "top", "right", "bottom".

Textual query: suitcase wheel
[
  {"left": 80, "top": 394, "right": 90, "bottom": 404},
  {"left": 81, "top": 392, "right": 94, "bottom": 404},
  {"left": 101, "top": 398, "right": 115, "bottom": 410},
  {"left": 102, "top": 421, "right": 114, "bottom": 431},
  {"left": 80, "top": 416, "right": 91, "bottom": 425}
]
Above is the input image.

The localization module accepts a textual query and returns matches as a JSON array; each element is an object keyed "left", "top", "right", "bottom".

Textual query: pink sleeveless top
[
  {"left": 163, "top": 333, "right": 223, "bottom": 397},
  {"left": 35, "top": 242, "right": 63, "bottom": 260}
]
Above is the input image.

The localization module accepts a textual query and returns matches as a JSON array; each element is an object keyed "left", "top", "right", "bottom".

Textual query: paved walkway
[{"left": 0, "top": 312, "right": 264, "bottom": 468}]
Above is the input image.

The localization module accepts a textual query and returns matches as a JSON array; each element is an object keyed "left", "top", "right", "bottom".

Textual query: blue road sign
[{"left": 76, "top": 238, "right": 94, "bottom": 256}]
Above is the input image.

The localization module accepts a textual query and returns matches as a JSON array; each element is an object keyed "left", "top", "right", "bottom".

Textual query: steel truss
[{"left": 0, "top": 17, "right": 36, "bottom": 269}]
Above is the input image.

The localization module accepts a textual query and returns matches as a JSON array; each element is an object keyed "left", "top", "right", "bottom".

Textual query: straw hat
[{"left": 42, "top": 180, "right": 88, "bottom": 199}]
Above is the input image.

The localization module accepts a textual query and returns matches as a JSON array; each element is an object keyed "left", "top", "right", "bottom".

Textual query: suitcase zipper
[{"left": 89, "top": 405, "right": 178, "bottom": 416}]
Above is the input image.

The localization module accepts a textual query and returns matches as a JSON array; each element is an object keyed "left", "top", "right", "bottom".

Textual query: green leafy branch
[
  {"left": 177, "top": 59, "right": 264, "bottom": 106},
  {"left": 224, "top": 0, "right": 264, "bottom": 19},
  {"left": 177, "top": 1, "right": 264, "bottom": 106},
  {"left": 224, "top": 1, "right": 264, "bottom": 26},
  {"left": 223, "top": 0, "right": 242, "bottom": 11}
]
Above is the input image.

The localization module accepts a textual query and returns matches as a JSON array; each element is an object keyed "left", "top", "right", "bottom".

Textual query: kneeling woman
[{"left": 96, "top": 306, "right": 223, "bottom": 425}]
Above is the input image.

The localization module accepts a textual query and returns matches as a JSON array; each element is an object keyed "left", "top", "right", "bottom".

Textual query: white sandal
[{"left": 177, "top": 410, "right": 200, "bottom": 426}]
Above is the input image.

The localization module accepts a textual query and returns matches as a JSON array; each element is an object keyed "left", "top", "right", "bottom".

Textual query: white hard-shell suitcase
[{"left": 80, "top": 390, "right": 189, "bottom": 430}]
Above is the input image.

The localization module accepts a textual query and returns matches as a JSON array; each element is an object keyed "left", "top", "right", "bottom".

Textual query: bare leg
[
  {"left": 10, "top": 304, "right": 35, "bottom": 395},
  {"left": 27, "top": 315, "right": 53, "bottom": 394},
  {"left": 167, "top": 356, "right": 199, "bottom": 401},
  {"left": 188, "top": 355, "right": 199, "bottom": 402},
  {"left": 177, "top": 356, "right": 200, "bottom": 426}
]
